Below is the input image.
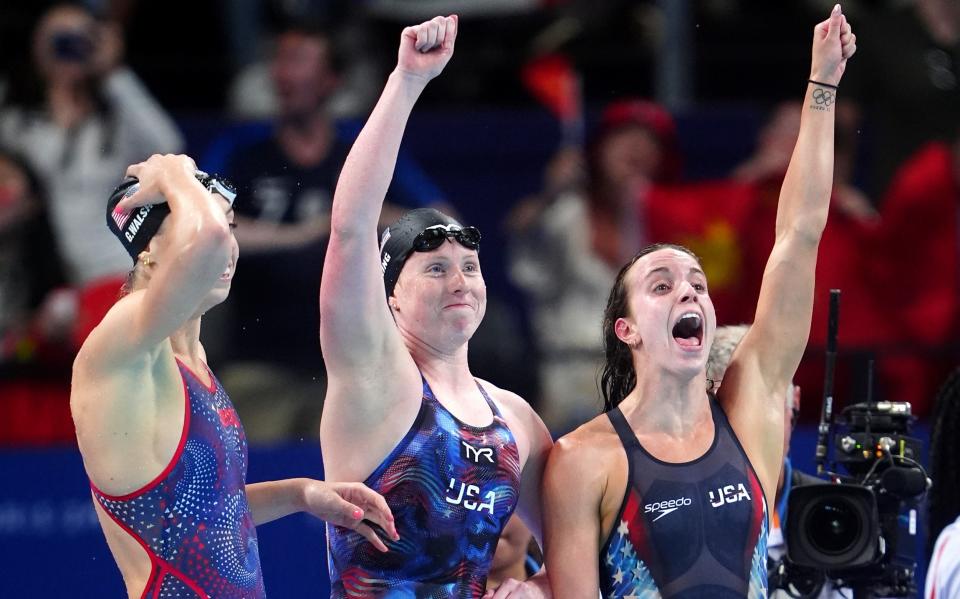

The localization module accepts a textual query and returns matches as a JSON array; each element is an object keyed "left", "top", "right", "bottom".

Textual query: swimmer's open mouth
[{"left": 672, "top": 312, "right": 703, "bottom": 348}]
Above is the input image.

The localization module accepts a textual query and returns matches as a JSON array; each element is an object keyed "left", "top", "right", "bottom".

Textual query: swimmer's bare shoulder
[{"left": 71, "top": 291, "right": 183, "bottom": 490}]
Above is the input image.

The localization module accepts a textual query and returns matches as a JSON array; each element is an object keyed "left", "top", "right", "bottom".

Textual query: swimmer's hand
[
  {"left": 483, "top": 573, "right": 550, "bottom": 599},
  {"left": 810, "top": 4, "right": 857, "bottom": 87},
  {"left": 303, "top": 480, "right": 399, "bottom": 552},
  {"left": 117, "top": 154, "right": 199, "bottom": 213},
  {"left": 396, "top": 15, "right": 457, "bottom": 84}
]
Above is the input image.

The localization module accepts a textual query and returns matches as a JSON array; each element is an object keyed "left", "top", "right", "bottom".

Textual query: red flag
[{"left": 521, "top": 54, "right": 582, "bottom": 134}]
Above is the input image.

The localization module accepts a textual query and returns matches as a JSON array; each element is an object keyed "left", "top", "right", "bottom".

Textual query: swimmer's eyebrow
[
  {"left": 643, "top": 267, "right": 672, "bottom": 280},
  {"left": 643, "top": 267, "right": 705, "bottom": 280}
]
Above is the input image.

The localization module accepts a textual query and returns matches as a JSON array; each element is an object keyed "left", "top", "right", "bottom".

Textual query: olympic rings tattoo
[{"left": 812, "top": 88, "right": 834, "bottom": 106}]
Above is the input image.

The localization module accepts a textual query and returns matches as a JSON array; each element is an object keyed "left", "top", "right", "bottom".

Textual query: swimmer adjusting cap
[{"left": 105, "top": 171, "right": 237, "bottom": 261}]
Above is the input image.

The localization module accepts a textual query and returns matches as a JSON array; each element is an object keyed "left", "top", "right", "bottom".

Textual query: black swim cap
[
  {"left": 379, "top": 208, "right": 479, "bottom": 299},
  {"left": 105, "top": 171, "right": 237, "bottom": 261}
]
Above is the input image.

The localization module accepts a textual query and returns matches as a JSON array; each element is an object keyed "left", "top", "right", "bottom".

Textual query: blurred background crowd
[
  {"left": 0, "top": 0, "right": 958, "bottom": 595},
  {"left": 2, "top": 0, "right": 957, "bottom": 443}
]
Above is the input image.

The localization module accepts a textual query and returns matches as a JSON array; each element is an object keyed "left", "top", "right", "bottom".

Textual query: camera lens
[{"left": 808, "top": 497, "right": 862, "bottom": 555}]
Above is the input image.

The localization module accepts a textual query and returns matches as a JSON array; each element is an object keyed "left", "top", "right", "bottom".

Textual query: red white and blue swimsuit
[
  {"left": 600, "top": 395, "right": 768, "bottom": 598},
  {"left": 91, "top": 359, "right": 265, "bottom": 598},
  {"left": 327, "top": 377, "right": 522, "bottom": 598}
]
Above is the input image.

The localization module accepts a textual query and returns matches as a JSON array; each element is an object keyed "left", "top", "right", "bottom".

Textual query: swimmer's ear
[
  {"left": 138, "top": 252, "right": 156, "bottom": 269},
  {"left": 614, "top": 317, "right": 639, "bottom": 349}
]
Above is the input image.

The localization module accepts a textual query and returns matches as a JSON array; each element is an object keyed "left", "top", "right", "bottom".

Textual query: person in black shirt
[{"left": 217, "top": 23, "right": 442, "bottom": 440}]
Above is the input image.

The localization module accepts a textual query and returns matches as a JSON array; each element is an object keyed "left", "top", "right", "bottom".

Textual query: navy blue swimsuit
[
  {"left": 600, "top": 395, "right": 768, "bottom": 598},
  {"left": 327, "top": 378, "right": 521, "bottom": 598}
]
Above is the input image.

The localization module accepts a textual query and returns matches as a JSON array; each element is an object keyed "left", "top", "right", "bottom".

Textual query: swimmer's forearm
[
  {"left": 159, "top": 165, "right": 232, "bottom": 250},
  {"left": 330, "top": 71, "right": 428, "bottom": 240},
  {"left": 245, "top": 478, "right": 308, "bottom": 526},
  {"left": 775, "top": 80, "right": 835, "bottom": 242}
]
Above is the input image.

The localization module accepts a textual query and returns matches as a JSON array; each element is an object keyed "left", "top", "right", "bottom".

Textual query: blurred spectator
[
  {"left": 926, "top": 367, "right": 960, "bottom": 599},
  {"left": 0, "top": 146, "right": 74, "bottom": 446},
  {"left": 844, "top": 0, "right": 960, "bottom": 200},
  {"left": 213, "top": 22, "right": 445, "bottom": 441},
  {"left": 733, "top": 100, "right": 877, "bottom": 221},
  {"left": 227, "top": 4, "right": 379, "bottom": 120},
  {"left": 0, "top": 147, "right": 68, "bottom": 362},
  {"left": 506, "top": 99, "right": 679, "bottom": 434},
  {"left": 0, "top": 3, "right": 183, "bottom": 349}
]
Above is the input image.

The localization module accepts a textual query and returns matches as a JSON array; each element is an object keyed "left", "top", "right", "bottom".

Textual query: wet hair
[
  {"left": 118, "top": 259, "right": 145, "bottom": 298},
  {"left": 927, "top": 366, "right": 960, "bottom": 557},
  {"left": 599, "top": 242, "right": 701, "bottom": 412}
]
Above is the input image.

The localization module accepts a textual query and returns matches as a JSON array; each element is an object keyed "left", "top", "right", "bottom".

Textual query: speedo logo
[{"left": 644, "top": 496, "right": 692, "bottom": 522}]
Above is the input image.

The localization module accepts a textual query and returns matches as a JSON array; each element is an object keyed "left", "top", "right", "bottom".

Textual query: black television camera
[{"left": 771, "top": 291, "right": 930, "bottom": 598}]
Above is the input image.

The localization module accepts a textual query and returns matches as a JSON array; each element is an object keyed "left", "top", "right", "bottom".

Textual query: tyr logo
[{"left": 461, "top": 441, "right": 495, "bottom": 464}]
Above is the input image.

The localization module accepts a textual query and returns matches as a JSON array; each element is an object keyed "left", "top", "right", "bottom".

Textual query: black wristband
[{"left": 808, "top": 79, "right": 838, "bottom": 90}]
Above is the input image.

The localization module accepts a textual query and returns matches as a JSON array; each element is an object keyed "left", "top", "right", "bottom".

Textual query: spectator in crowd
[
  {"left": 926, "top": 367, "right": 960, "bottom": 599},
  {"left": 226, "top": 2, "right": 377, "bottom": 120},
  {"left": 0, "top": 147, "right": 67, "bottom": 360},
  {"left": 0, "top": 2, "right": 183, "bottom": 349},
  {"left": 733, "top": 99, "right": 876, "bottom": 220},
  {"left": 214, "top": 21, "right": 444, "bottom": 441},
  {"left": 0, "top": 145, "right": 75, "bottom": 445},
  {"left": 506, "top": 99, "right": 679, "bottom": 434}
]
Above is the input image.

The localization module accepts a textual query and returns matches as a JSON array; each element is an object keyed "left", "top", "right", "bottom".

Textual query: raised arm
[
  {"left": 720, "top": 6, "right": 856, "bottom": 501},
  {"left": 319, "top": 16, "right": 457, "bottom": 373},
  {"left": 738, "top": 5, "right": 857, "bottom": 390},
  {"left": 84, "top": 154, "right": 233, "bottom": 367}
]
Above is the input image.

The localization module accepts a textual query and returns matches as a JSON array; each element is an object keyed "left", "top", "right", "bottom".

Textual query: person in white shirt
[{"left": 926, "top": 368, "right": 960, "bottom": 599}]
